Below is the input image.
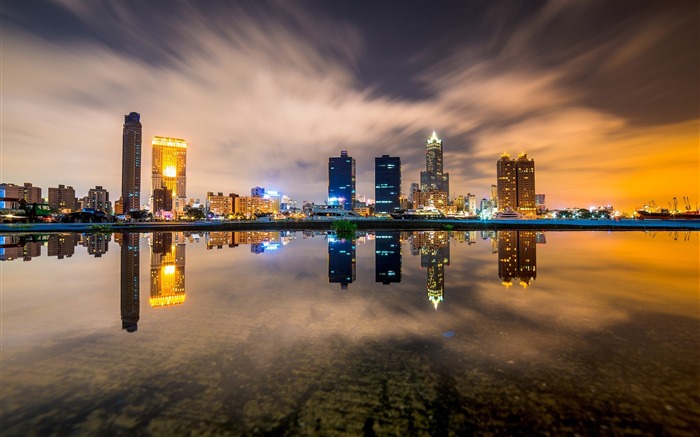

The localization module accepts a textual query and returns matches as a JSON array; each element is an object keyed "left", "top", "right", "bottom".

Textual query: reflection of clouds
[{"left": 2, "top": 231, "right": 699, "bottom": 433}]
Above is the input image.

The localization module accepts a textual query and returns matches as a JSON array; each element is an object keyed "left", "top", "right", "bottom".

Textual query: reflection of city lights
[
  {"left": 149, "top": 295, "right": 186, "bottom": 307},
  {"left": 163, "top": 165, "right": 177, "bottom": 177},
  {"left": 164, "top": 265, "right": 176, "bottom": 274}
]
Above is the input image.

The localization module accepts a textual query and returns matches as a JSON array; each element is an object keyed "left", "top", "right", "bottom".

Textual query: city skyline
[{"left": 2, "top": 1, "right": 698, "bottom": 211}]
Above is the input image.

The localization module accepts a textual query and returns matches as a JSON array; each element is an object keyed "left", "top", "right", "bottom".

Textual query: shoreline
[{"left": 2, "top": 218, "right": 700, "bottom": 234}]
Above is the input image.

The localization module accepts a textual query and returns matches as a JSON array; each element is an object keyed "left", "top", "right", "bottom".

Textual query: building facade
[
  {"left": 374, "top": 155, "right": 401, "bottom": 214},
  {"left": 48, "top": 184, "right": 77, "bottom": 212},
  {"left": 121, "top": 112, "right": 142, "bottom": 213},
  {"left": 20, "top": 183, "right": 42, "bottom": 204},
  {"left": 328, "top": 151, "right": 356, "bottom": 210},
  {"left": 206, "top": 192, "right": 234, "bottom": 217},
  {"left": 496, "top": 153, "right": 536, "bottom": 217},
  {"left": 86, "top": 186, "right": 110, "bottom": 213},
  {"left": 412, "top": 189, "right": 448, "bottom": 210},
  {"left": 152, "top": 136, "right": 187, "bottom": 216},
  {"left": 233, "top": 196, "right": 276, "bottom": 218}
]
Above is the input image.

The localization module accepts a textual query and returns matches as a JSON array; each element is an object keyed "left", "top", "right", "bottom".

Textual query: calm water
[{"left": 1, "top": 230, "right": 698, "bottom": 435}]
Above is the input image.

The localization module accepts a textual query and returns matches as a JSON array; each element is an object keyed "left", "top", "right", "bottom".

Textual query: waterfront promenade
[{"left": 2, "top": 218, "right": 700, "bottom": 234}]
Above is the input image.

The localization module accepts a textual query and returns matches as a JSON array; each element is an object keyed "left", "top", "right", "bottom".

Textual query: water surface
[{"left": 1, "top": 230, "right": 698, "bottom": 435}]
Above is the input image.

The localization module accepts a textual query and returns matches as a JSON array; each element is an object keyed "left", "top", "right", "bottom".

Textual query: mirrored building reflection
[
  {"left": 118, "top": 233, "right": 140, "bottom": 333},
  {"left": 0, "top": 235, "right": 44, "bottom": 261},
  {"left": 497, "top": 230, "right": 537, "bottom": 288},
  {"left": 412, "top": 231, "right": 450, "bottom": 309},
  {"left": 47, "top": 233, "right": 79, "bottom": 259},
  {"left": 328, "top": 235, "right": 356, "bottom": 289},
  {"left": 150, "top": 232, "right": 186, "bottom": 308},
  {"left": 375, "top": 231, "right": 401, "bottom": 284},
  {"left": 206, "top": 232, "right": 237, "bottom": 250},
  {"left": 82, "top": 233, "right": 111, "bottom": 257}
]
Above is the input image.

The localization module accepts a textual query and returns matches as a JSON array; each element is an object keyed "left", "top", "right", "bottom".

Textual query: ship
[
  {"left": 636, "top": 210, "right": 700, "bottom": 220},
  {"left": 636, "top": 197, "right": 700, "bottom": 220}
]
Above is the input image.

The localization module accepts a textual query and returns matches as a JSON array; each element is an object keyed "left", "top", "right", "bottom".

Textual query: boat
[
  {"left": 307, "top": 205, "right": 365, "bottom": 220},
  {"left": 400, "top": 206, "right": 446, "bottom": 220},
  {"left": 445, "top": 211, "right": 479, "bottom": 220},
  {"left": 490, "top": 208, "right": 524, "bottom": 220}
]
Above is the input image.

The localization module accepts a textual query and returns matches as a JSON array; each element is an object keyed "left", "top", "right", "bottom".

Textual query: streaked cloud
[{"left": 1, "top": 0, "right": 697, "bottom": 210}]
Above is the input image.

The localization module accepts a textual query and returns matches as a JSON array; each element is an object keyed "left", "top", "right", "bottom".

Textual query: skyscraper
[
  {"left": 374, "top": 155, "right": 401, "bottom": 214},
  {"left": 152, "top": 136, "right": 187, "bottom": 217},
  {"left": 121, "top": 112, "right": 142, "bottom": 213},
  {"left": 328, "top": 150, "right": 356, "bottom": 210},
  {"left": 497, "top": 153, "right": 536, "bottom": 217},
  {"left": 420, "top": 132, "right": 449, "bottom": 196}
]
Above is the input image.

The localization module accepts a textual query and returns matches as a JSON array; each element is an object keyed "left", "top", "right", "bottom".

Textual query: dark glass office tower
[
  {"left": 120, "top": 233, "right": 140, "bottom": 332},
  {"left": 328, "top": 236, "right": 356, "bottom": 289},
  {"left": 375, "top": 155, "right": 401, "bottom": 214},
  {"left": 122, "top": 112, "right": 142, "bottom": 213},
  {"left": 375, "top": 231, "right": 401, "bottom": 284},
  {"left": 328, "top": 151, "right": 356, "bottom": 210}
]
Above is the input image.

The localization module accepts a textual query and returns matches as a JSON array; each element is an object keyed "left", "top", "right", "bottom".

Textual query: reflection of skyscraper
[
  {"left": 328, "top": 236, "right": 356, "bottom": 289},
  {"left": 150, "top": 232, "right": 186, "bottom": 307},
  {"left": 375, "top": 231, "right": 401, "bottom": 284},
  {"left": 497, "top": 230, "right": 537, "bottom": 288},
  {"left": 120, "top": 233, "right": 140, "bottom": 332},
  {"left": 122, "top": 112, "right": 142, "bottom": 213},
  {"left": 412, "top": 231, "right": 450, "bottom": 309}
]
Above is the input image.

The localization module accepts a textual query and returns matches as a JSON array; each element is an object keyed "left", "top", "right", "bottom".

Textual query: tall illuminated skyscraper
[
  {"left": 152, "top": 136, "right": 187, "bottom": 216},
  {"left": 419, "top": 132, "right": 449, "bottom": 196},
  {"left": 497, "top": 153, "right": 536, "bottom": 217},
  {"left": 328, "top": 150, "right": 356, "bottom": 210},
  {"left": 121, "top": 112, "right": 142, "bottom": 213}
]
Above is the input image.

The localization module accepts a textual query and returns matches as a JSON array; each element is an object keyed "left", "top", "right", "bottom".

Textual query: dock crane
[{"left": 683, "top": 196, "right": 692, "bottom": 211}]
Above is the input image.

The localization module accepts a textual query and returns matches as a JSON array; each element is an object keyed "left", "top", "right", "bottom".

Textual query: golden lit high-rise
[
  {"left": 497, "top": 152, "right": 536, "bottom": 217},
  {"left": 152, "top": 136, "right": 187, "bottom": 215}
]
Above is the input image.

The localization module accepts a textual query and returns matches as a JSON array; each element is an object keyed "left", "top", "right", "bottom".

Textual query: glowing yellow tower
[{"left": 152, "top": 136, "right": 187, "bottom": 216}]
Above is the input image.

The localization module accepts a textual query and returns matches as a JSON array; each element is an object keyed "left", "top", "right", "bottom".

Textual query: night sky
[{"left": 2, "top": 0, "right": 698, "bottom": 211}]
